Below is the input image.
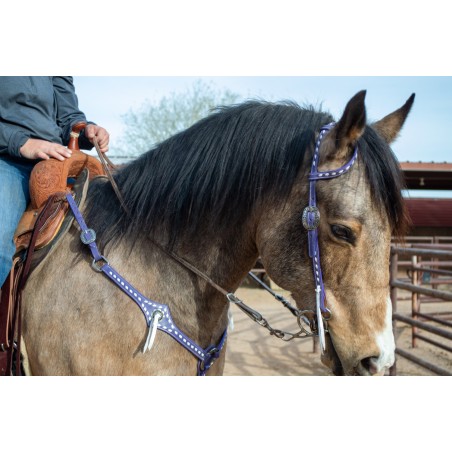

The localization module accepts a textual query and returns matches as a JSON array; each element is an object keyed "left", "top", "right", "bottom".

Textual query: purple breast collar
[
  {"left": 302, "top": 122, "right": 358, "bottom": 350},
  {"left": 66, "top": 193, "right": 227, "bottom": 376}
]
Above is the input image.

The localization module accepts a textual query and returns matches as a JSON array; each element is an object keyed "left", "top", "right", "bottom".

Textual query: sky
[
  {"left": 73, "top": 76, "right": 452, "bottom": 165},
  {"left": 73, "top": 76, "right": 452, "bottom": 198}
]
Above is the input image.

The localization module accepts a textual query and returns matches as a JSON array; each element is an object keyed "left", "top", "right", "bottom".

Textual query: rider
[{"left": 0, "top": 76, "right": 110, "bottom": 288}]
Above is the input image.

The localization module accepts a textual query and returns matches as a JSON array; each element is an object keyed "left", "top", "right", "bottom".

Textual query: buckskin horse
[{"left": 17, "top": 90, "right": 413, "bottom": 376}]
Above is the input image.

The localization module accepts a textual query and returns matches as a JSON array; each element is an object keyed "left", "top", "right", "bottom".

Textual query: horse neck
[
  {"left": 110, "top": 219, "right": 259, "bottom": 348},
  {"left": 161, "top": 218, "right": 260, "bottom": 294}
]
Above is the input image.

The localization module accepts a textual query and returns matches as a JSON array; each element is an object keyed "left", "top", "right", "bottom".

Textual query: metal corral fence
[{"left": 389, "top": 238, "right": 452, "bottom": 376}]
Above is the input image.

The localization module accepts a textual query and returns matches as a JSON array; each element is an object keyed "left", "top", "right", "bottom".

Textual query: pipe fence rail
[{"left": 390, "top": 242, "right": 452, "bottom": 376}]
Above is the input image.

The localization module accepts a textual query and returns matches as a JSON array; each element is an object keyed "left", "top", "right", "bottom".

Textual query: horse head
[{"left": 256, "top": 91, "right": 414, "bottom": 375}]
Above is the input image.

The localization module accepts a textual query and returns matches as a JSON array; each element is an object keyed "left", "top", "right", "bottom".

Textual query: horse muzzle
[{"left": 321, "top": 331, "right": 395, "bottom": 376}]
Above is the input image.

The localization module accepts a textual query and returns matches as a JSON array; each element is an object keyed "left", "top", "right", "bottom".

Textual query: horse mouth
[
  {"left": 320, "top": 333, "right": 392, "bottom": 376},
  {"left": 320, "top": 333, "right": 344, "bottom": 376}
]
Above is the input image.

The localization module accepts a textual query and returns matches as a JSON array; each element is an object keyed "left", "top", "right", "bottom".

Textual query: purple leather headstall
[
  {"left": 66, "top": 193, "right": 227, "bottom": 376},
  {"left": 303, "top": 122, "right": 358, "bottom": 350}
]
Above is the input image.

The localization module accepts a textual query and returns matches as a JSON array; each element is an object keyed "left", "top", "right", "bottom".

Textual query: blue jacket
[{"left": 0, "top": 76, "right": 93, "bottom": 157}]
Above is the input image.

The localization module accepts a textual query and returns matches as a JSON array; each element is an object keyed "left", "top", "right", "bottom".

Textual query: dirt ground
[
  {"left": 1, "top": 283, "right": 450, "bottom": 376},
  {"left": 223, "top": 285, "right": 452, "bottom": 376}
]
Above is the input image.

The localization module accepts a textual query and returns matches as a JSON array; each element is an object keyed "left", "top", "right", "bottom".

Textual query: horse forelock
[{"left": 84, "top": 101, "right": 407, "bottom": 251}]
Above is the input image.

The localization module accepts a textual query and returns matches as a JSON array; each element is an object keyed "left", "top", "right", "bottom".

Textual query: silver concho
[
  {"left": 80, "top": 228, "right": 97, "bottom": 244},
  {"left": 302, "top": 206, "right": 320, "bottom": 230}
]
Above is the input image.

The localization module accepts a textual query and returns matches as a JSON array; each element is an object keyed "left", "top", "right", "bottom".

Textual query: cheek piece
[{"left": 302, "top": 122, "right": 359, "bottom": 351}]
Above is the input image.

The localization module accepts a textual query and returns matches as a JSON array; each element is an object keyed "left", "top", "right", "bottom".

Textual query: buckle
[
  {"left": 91, "top": 256, "right": 109, "bottom": 272},
  {"left": 199, "top": 346, "right": 220, "bottom": 373}
]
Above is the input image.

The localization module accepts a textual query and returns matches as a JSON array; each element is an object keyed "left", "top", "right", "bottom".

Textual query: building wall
[
  {"left": 406, "top": 226, "right": 452, "bottom": 238},
  {"left": 405, "top": 198, "right": 452, "bottom": 238}
]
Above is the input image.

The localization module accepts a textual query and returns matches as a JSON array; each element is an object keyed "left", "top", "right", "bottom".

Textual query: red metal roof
[
  {"left": 405, "top": 198, "right": 452, "bottom": 227},
  {"left": 400, "top": 162, "right": 452, "bottom": 190},
  {"left": 400, "top": 162, "right": 452, "bottom": 171}
]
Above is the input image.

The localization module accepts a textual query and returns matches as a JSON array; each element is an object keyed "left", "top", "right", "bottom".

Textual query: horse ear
[
  {"left": 372, "top": 94, "right": 415, "bottom": 144},
  {"left": 330, "top": 90, "right": 367, "bottom": 159}
]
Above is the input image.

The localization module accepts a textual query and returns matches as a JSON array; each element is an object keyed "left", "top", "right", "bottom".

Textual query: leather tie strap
[{"left": 92, "top": 136, "right": 130, "bottom": 216}]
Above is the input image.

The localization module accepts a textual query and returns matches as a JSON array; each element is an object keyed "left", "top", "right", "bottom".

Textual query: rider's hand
[
  {"left": 19, "top": 138, "right": 72, "bottom": 161},
  {"left": 84, "top": 124, "right": 109, "bottom": 153}
]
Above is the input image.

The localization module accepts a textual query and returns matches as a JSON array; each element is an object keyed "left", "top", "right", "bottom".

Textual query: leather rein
[
  {"left": 85, "top": 124, "right": 358, "bottom": 371},
  {"left": 93, "top": 138, "right": 318, "bottom": 338}
]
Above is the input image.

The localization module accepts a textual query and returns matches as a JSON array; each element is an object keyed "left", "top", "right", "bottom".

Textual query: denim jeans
[{"left": 0, "top": 156, "right": 35, "bottom": 286}]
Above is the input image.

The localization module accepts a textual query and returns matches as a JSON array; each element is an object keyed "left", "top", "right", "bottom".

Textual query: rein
[
  {"left": 150, "top": 240, "right": 316, "bottom": 341},
  {"left": 79, "top": 124, "right": 358, "bottom": 373},
  {"left": 92, "top": 138, "right": 319, "bottom": 343}
]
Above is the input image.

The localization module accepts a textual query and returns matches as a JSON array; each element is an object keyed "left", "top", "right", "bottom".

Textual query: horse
[{"left": 20, "top": 90, "right": 414, "bottom": 376}]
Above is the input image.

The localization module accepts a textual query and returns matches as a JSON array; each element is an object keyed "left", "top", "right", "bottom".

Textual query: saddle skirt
[
  {"left": 15, "top": 168, "right": 91, "bottom": 266},
  {"left": 14, "top": 168, "right": 90, "bottom": 256}
]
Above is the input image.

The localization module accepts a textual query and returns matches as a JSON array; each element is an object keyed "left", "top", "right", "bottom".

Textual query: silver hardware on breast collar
[{"left": 80, "top": 228, "right": 97, "bottom": 244}]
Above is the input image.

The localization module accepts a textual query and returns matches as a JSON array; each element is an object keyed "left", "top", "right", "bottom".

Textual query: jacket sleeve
[
  {"left": 52, "top": 76, "right": 94, "bottom": 150},
  {"left": 0, "top": 121, "right": 30, "bottom": 157}
]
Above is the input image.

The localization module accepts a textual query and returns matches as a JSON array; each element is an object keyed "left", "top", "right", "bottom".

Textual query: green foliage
[{"left": 116, "top": 80, "right": 241, "bottom": 156}]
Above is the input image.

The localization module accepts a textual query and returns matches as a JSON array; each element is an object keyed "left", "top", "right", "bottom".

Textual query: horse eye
[{"left": 331, "top": 224, "right": 354, "bottom": 243}]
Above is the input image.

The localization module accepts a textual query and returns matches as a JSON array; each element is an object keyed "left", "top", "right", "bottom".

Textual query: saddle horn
[
  {"left": 68, "top": 121, "right": 87, "bottom": 152},
  {"left": 29, "top": 122, "right": 105, "bottom": 209}
]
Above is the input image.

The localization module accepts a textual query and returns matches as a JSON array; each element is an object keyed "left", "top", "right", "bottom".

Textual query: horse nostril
[{"left": 361, "top": 356, "right": 380, "bottom": 375}]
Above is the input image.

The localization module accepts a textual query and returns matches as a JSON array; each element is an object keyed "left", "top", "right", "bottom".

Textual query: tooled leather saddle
[{"left": 0, "top": 122, "right": 106, "bottom": 376}]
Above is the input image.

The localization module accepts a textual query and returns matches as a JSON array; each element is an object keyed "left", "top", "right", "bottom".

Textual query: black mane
[
  {"left": 85, "top": 100, "right": 407, "bottom": 250},
  {"left": 358, "top": 126, "right": 409, "bottom": 238}
]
